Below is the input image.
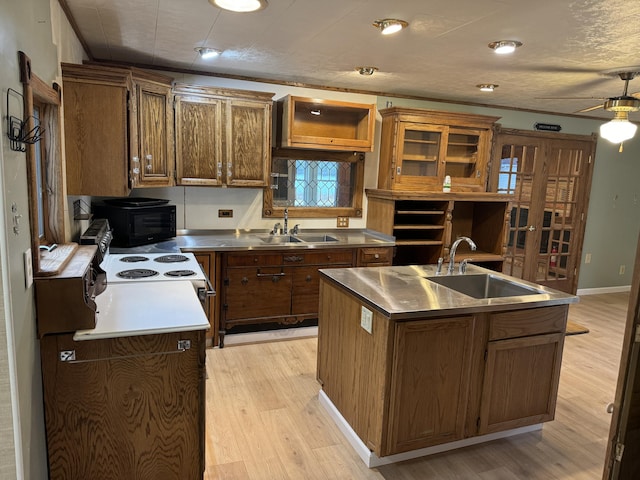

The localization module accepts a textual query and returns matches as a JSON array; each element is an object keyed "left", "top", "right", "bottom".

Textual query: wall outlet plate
[
  {"left": 361, "top": 306, "right": 373, "bottom": 334},
  {"left": 24, "top": 249, "right": 33, "bottom": 288},
  {"left": 218, "top": 209, "right": 233, "bottom": 218},
  {"left": 337, "top": 216, "right": 349, "bottom": 227}
]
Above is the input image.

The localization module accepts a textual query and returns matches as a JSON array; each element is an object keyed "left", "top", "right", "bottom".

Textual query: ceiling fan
[{"left": 576, "top": 71, "right": 640, "bottom": 114}]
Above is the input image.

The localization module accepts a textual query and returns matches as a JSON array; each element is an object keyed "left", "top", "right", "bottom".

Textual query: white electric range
[{"left": 101, "top": 252, "right": 207, "bottom": 285}]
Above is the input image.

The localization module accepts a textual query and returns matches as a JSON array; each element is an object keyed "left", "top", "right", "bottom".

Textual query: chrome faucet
[
  {"left": 283, "top": 208, "right": 289, "bottom": 235},
  {"left": 271, "top": 222, "right": 281, "bottom": 235},
  {"left": 448, "top": 236, "right": 477, "bottom": 274}
]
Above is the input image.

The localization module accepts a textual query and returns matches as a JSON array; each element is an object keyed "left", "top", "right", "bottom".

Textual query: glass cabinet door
[
  {"left": 397, "top": 123, "right": 446, "bottom": 181},
  {"left": 445, "top": 129, "right": 482, "bottom": 179}
]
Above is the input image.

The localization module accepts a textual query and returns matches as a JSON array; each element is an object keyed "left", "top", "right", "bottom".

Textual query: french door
[{"left": 490, "top": 129, "right": 596, "bottom": 294}]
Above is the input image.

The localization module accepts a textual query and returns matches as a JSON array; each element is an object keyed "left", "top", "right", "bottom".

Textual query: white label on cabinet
[{"left": 361, "top": 306, "right": 373, "bottom": 334}]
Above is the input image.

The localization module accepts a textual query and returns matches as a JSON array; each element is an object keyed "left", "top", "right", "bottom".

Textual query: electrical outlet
[
  {"left": 619, "top": 265, "right": 626, "bottom": 275},
  {"left": 24, "top": 249, "right": 33, "bottom": 288},
  {"left": 585, "top": 253, "right": 591, "bottom": 264},
  {"left": 218, "top": 209, "right": 233, "bottom": 218},
  {"left": 337, "top": 216, "right": 349, "bottom": 227},
  {"left": 360, "top": 306, "right": 373, "bottom": 334}
]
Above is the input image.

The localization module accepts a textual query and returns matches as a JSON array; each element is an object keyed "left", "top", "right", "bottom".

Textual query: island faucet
[{"left": 448, "top": 236, "right": 477, "bottom": 274}]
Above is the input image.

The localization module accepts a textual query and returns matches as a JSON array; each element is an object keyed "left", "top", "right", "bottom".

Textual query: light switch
[{"left": 361, "top": 306, "right": 373, "bottom": 334}]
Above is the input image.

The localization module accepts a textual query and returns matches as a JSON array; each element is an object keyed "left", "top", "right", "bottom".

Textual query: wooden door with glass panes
[{"left": 490, "top": 130, "right": 596, "bottom": 294}]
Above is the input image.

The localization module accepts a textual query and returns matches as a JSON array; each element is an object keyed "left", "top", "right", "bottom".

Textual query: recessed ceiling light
[
  {"left": 356, "top": 66, "right": 378, "bottom": 76},
  {"left": 477, "top": 84, "right": 498, "bottom": 92},
  {"left": 372, "top": 19, "right": 408, "bottom": 35},
  {"left": 209, "top": 0, "right": 267, "bottom": 13},
  {"left": 488, "top": 40, "right": 523, "bottom": 54},
  {"left": 195, "top": 47, "right": 221, "bottom": 59}
]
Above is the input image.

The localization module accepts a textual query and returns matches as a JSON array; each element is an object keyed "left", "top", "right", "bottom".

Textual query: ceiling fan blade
[
  {"left": 535, "top": 96, "right": 607, "bottom": 100},
  {"left": 576, "top": 104, "right": 605, "bottom": 113}
]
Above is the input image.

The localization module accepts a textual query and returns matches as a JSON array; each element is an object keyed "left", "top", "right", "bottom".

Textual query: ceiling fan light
[
  {"left": 373, "top": 19, "right": 408, "bottom": 35},
  {"left": 488, "top": 40, "right": 522, "bottom": 54},
  {"left": 210, "top": 0, "right": 267, "bottom": 12},
  {"left": 599, "top": 117, "right": 637, "bottom": 144}
]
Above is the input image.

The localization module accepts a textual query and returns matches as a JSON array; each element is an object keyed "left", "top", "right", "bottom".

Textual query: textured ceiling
[{"left": 61, "top": 0, "right": 640, "bottom": 119}]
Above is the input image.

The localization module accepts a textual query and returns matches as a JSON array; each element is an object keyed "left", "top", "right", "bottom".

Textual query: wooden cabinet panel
[
  {"left": 291, "top": 265, "right": 320, "bottom": 315},
  {"left": 489, "top": 305, "right": 567, "bottom": 341},
  {"left": 134, "top": 79, "right": 175, "bottom": 187},
  {"left": 224, "top": 266, "right": 292, "bottom": 321},
  {"left": 40, "top": 330, "right": 205, "bottom": 479},
  {"left": 479, "top": 332, "right": 564, "bottom": 435},
  {"left": 174, "top": 84, "right": 273, "bottom": 187},
  {"left": 61, "top": 64, "right": 175, "bottom": 195},
  {"left": 62, "top": 67, "right": 131, "bottom": 197},
  {"left": 386, "top": 317, "right": 474, "bottom": 454},
  {"left": 175, "top": 95, "right": 223, "bottom": 186},
  {"left": 227, "top": 98, "right": 271, "bottom": 186},
  {"left": 377, "top": 107, "right": 499, "bottom": 192}
]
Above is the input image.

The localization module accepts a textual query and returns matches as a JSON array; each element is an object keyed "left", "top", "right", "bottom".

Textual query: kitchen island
[{"left": 316, "top": 264, "right": 578, "bottom": 467}]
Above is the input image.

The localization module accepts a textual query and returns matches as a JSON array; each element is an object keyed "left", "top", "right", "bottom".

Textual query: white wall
[{"left": 0, "top": 0, "right": 85, "bottom": 477}]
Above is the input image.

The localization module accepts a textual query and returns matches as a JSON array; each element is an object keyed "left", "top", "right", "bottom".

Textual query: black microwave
[{"left": 92, "top": 198, "right": 176, "bottom": 247}]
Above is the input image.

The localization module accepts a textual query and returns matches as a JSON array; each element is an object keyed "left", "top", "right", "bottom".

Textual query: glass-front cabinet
[{"left": 378, "top": 107, "right": 499, "bottom": 192}]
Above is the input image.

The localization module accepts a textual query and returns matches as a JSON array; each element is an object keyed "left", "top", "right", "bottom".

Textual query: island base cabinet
[
  {"left": 479, "top": 332, "right": 565, "bottom": 435},
  {"left": 40, "top": 330, "right": 206, "bottom": 480},
  {"left": 387, "top": 317, "right": 475, "bottom": 454}
]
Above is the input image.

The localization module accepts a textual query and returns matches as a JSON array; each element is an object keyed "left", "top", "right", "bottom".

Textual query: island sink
[{"left": 427, "top": 273, "right": 544, "bottom": 299}]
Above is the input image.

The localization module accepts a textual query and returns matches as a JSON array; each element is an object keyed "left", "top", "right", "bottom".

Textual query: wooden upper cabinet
[
  {"left": 174, "top": 84, "right": 273, "bottom": 187},
  {"left": 277, "top": 96, "right": 375, "bottom": 152},
  {"left": 131, "top": 74, "right": 175, "bottom": 187},
  {"left": 61, "top": 64, "right": 174, "bottom": 195},
  {"left": 62, "top": 64, "right": 132, "bottom": 197},
  {"left": 377, "top": 107, "right": 500, "bottom": 192}
]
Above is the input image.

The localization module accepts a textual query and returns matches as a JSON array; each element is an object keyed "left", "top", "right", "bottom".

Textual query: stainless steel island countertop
[{"left": 319, "top": 263, "right": 579, "bottom": 320}]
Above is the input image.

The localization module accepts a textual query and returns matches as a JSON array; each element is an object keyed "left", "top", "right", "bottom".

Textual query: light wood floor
[{"left": 204, "top": 292, "right": 629, "bottom": 479}]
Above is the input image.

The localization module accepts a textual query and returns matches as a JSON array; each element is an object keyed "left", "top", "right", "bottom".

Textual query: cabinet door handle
[
  {"left": 284, "top": 255, "right": 304, "bottom": 263},
  {"left": 145, "top": 154, "right": 153, "bottom": 171}
]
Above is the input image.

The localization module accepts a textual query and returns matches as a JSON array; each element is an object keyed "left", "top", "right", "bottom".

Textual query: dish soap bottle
[{"left": 443, "top": 175, "right": 452, "bottom": 193}]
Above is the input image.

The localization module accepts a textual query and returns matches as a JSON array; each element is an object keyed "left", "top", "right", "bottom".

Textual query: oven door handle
[{"left": 197, "top": 264, "right": 216, "bottom": 302}]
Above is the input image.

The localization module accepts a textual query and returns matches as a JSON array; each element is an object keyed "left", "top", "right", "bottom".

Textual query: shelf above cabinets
[{"left": 276, "top": 95, "right": 375, "bottom": 152}]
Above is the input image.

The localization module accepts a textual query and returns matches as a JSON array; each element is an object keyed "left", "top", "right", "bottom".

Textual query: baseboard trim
[
  {"left": 221, "top": 326, "right": 318, "bottom": 347},
  {"left": 318, "top": 390, "right": 543, "bottom": 468},
  {"left": 577, "top": 285, "right": 631, "bottom": 296}
]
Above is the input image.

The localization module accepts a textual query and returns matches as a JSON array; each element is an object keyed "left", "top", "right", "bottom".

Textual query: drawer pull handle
[
  {"left": 374, "top": 253, "right": 380, "bottom": 259},
  {"left": 284, "top": 255, "right": 304, "bottom": 262},
  {"left": 256, "top": 269, "right": 286, "bottom": 278},
  {"left": 306, "top": 275, "right": 312, "bottom": 282}
]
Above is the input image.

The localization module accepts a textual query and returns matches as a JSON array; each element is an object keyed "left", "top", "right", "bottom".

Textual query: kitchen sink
[
  {"left": 426, "top": 274, "right": 544, "bottom": 299},
  {"left": 257, "top": 235, "right": 302, "bottom": 244},
  {"left": 294, "top": 234, "right": 339, "bottom": 243}
]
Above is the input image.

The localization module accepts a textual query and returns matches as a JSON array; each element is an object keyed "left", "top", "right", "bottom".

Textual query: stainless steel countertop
[
  {"left": 319, "top": 264, "right": 579, "bottom": 320},
  {"left": 109, "top": 228, "right": 395, "bottom": 254}
]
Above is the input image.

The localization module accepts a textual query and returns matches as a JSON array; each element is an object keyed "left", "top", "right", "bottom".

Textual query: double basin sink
[
  {"left": 256, "top": 233, "right": 338, "bottom": 244},
  {"left": 426, "top": 273, "right": 546, "bottom": 299}
]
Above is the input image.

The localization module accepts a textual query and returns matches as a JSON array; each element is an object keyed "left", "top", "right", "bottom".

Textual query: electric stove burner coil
[
  {"left": 116, "top": 269, "right": 159, "bottom": 279},
  {"left": 154, "top": 254, "right": 189, "bottom": 264},
  {"left": 119, "top": 255, "right": 150, "bottom": 263},
  {"left": 164, "top": 270, "right": 196, "bottom": 277}
]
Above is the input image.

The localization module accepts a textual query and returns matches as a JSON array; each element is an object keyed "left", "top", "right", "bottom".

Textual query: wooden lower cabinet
[
  {"left": 40, "top": 330, "right": 206, "bottom": 480},
  {"left": 387, "top": 317, "right": 474, "bottom": 453},
  {"left": 317, "top": 278, "right": 569, "bottom": 457},
  {"left": 220, "top": 249, "right": 354, "bottom": 346}
]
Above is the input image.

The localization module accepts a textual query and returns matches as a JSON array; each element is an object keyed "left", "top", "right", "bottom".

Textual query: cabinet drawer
[
  {"left": 284, "top": 250, "right": 353, "bottom": 265},
  {"left": 358, "top": 247, "right": 392, "bottom": 265},
  {"left": 489, "top": 305, "right": 568, "bottom": 341},
  {"left": 225, "top": 253, "right": 283, "bottom": 267}
]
